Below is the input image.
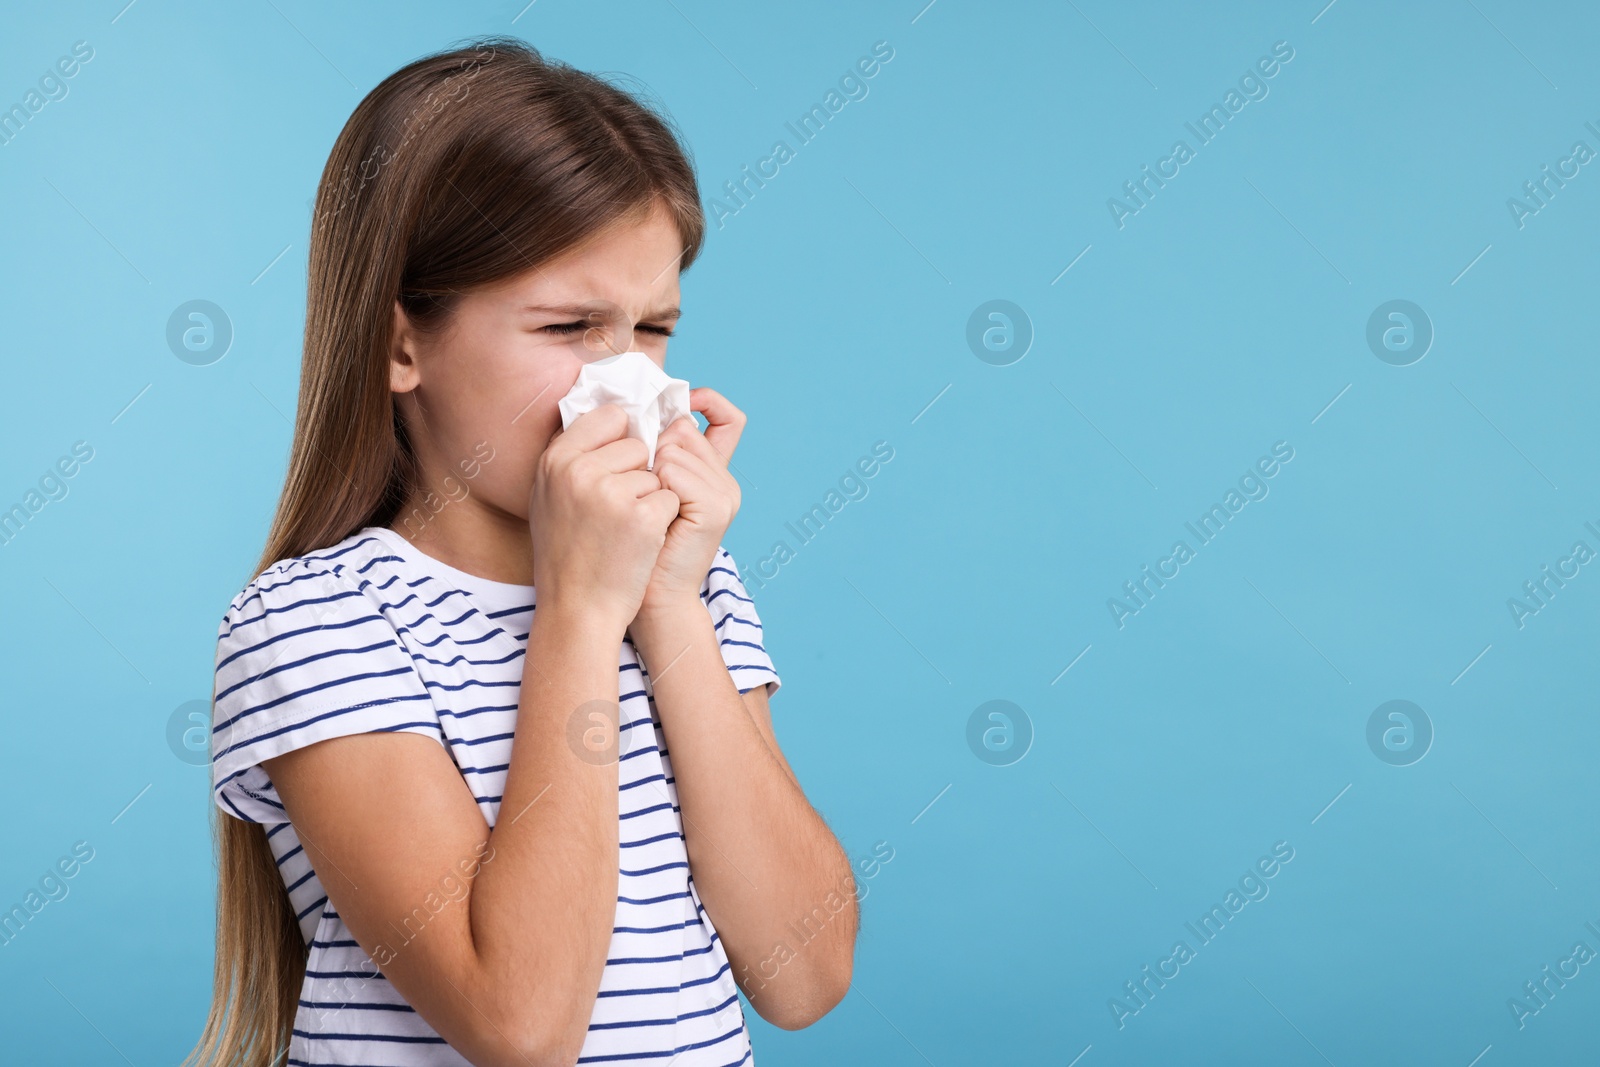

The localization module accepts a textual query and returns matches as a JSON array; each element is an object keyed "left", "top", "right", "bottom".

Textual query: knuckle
[{"left": 607, "top": 474, "right": 642, "bottom": 502}]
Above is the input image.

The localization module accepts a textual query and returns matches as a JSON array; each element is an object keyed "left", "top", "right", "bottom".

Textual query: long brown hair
[{"left": 186, "top": 36, "right": 705, "bottom": 1066}]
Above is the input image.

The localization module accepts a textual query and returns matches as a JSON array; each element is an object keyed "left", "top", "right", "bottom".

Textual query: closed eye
[{"left": 544, "top": 322, "right": 675, "bottom": 337}]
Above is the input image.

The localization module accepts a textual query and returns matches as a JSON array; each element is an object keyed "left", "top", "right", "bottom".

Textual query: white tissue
[{"left": 556, "top": 351, "right": 691, "bottom": 468}]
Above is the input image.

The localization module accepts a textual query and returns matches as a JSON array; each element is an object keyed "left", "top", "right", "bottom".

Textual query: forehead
[{"left": 498, "top": 203, "right": 683, "bottom": 310}]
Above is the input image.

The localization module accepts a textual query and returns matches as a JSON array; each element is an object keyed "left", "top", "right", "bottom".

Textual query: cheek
[
  {"left": 460, "top": 343, "right": 586, "bottom": 467},
  {"left": 467, "top": 362, "right": 580, "bottom": 450},
  {"left": 467, "top": 405, "right": 563, "bottom": 508}
]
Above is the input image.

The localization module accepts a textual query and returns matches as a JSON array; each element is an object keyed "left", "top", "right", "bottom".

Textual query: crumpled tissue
[{"left": 556, "top": 351, "right": 691, "bottom": 469}]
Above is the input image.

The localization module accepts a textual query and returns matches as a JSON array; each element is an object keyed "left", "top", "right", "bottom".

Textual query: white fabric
[{"left": 557, "top": 351, "right": 692, "bottom": 467}]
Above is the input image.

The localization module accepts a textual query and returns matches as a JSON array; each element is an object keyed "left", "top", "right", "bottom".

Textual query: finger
[
  {"left": 687, "top": 388, "right": 745, "bottom": 463},
  {"left": 588, "top": 434, "right": 652, "bottom": 474},
  {"left": 609, "top": 469, "right": 663, "bottom": 499},
  {"left": 652, "top": 444, "right": 716, "bottom": 502},
  {"left": 641, "top": 487, "right": 681, "bottom": 528},
  {"left": 549, "top": 403, "right": 629, "bottom": 455},
  {"left": 657, "top": 415, "right": 726, "bottom": 472}
]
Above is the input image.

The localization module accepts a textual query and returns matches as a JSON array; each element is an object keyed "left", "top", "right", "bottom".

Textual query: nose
[{"left": 578, "top": 301, "right": 636, "bottom": 361}]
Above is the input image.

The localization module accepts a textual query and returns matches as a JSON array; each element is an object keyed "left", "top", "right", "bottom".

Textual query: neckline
[{"left": 362, "top": 525, "right": 536, "bottom": 612}]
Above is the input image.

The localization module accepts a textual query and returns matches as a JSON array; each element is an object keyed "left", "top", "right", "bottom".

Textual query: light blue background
[{"left": 2, "top": 1, "right": 1597, "bottom": 1063}]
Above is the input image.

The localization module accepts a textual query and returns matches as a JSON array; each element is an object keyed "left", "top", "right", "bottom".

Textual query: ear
[{"left": 390, "top": 299, "right": 422, "bottom": 394}]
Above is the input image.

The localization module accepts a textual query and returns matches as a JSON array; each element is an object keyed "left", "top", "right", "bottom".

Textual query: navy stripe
[
  {"left": 389, "top": 605, "right": 479, "bottom": 631},
  {"left": 299, "top": 998, "right": 417, "bottom": 1012},
  {"left": 292, "top": 1028, "right": 446, "bottom": 1044},
  {"left": 230, "top": 535, "right": 388, "bottom": 605},
  {"left": 619, "top": 860, "right": 689, "bottom": 879},
  {"left": 438, "top": 701, "right": 519, "bottom": 724},
  {"left": 619, "top": 801, "right": 677, "bottom": 822},
  {"left": 621, "top": 799, "right": 678, "bottom": 822},
  {"left": 454, "top": 760, "right": 510, "bottom": 776},
  {"left": 587, "top": 991, "right": 740, "bottom": 1031},
  {"left": 446, "top": 730, "right": 514, "bottom": 749},
  {"left": 213, "top": 702, "right": 437, "bottom": 760},
  {"left": 225, "top": 587, "right": 367, "bottom": 638},
  {"left": 300, "top": 535, "right": 388, "bottom": 566},
  {"left": 414, "top": 627, "right": 500, "bottom": 649},
  {"left": 620, "top": 830, "right": 681, "bottom": 850},
  {"left": 422, "top": 677, "right": 520, "bottom": 695},
  {"left": 712, "top": 609, "right": 762, "bottom": 632},
  {"left": 612, "top": 918, "right": 697, "bottom": 936},
  {"left": 595, "top": 959, "right": 734, "bottom": 998},
  {"left": 618, "top": 890, "right": 691, "bottom": 907},
  {"left": 350, "top": 552, "right": 407, "bottom": 575},
  {"left": 213, "top": 666, "right": 418, "bottom": 735},
  {"left": 236, "top": 567, "right": 340, "bottom": 612},
  {"left": 217, "top": 611, "right": 384, "bottom": 672},
  {"left": 606, "top": 952, "right": 688, "bottom": 966},
  {"left": 229, "top": 577, "right": 412, "bottom": 659},
  {"left": 214, "top": 639, "right": 397, "bottom": 703},
  {"left": 305, "top": 968, "right": 394, "bottom": 980},
  {"left": 218, "top": 789, "right": 251, "bottom": 823},
  {"left": 410, "top": 645, "right": 522, "bottom": 671},
  {"left": 579, "top": 1017, "right": 745, "bottom": 1062}
]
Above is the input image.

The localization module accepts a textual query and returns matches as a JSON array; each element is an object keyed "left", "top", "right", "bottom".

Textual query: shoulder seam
[{"left": 221, "top": 532, "right": 403, "bottom": 630}]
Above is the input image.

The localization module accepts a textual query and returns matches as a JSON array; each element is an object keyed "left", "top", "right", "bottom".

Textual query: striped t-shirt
[{"left": 210, "top": 524, "right": 780, "bottom": 1066}]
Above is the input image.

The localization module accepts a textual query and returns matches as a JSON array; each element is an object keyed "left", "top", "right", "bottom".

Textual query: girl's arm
[
  {"left": 263, "top": 605, "right": 622, "bottom": 1067},
  {"left": 628, "top": 604, "right": 857, "bottom": 1029},
  {"left": 630, "top": 390, "right": 857, "bottom": 1028}
]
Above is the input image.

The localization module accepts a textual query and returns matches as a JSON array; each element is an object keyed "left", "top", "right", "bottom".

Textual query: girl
[{"left": 189, "top": 36, "right": 857, "bottom": 1067}]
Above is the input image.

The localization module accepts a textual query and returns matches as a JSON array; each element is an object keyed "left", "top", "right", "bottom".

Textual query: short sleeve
[
  {"left": 210, "top": 563, "right": 443, "bottom": 824},
  {"left": 702, "top": 547, "right": 780, "bottom": 696}
]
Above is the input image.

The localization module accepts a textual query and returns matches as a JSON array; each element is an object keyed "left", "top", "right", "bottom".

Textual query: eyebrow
[{"left": 520, "top": 302, "right": 682, "bottom": 322}]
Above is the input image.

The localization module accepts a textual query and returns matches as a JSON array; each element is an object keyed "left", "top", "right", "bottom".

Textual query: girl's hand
[
  {"left": 635, "top": 388, "right": 746, "bottom": 618},
  {"left": 529, "top": 403, "right": 681, "bottom": 637}
]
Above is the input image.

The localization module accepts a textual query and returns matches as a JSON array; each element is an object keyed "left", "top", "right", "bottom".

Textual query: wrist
[
  {"left": 532, "top": 597, "right": 629, "bottom": 650},
  {"left": 628, "top": 595, "right": 709, "bottom": 658}
]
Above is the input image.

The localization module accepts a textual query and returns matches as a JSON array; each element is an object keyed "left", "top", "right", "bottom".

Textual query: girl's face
[{"left": 389, "top": 199, "right": 685, "bottom": 524}]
